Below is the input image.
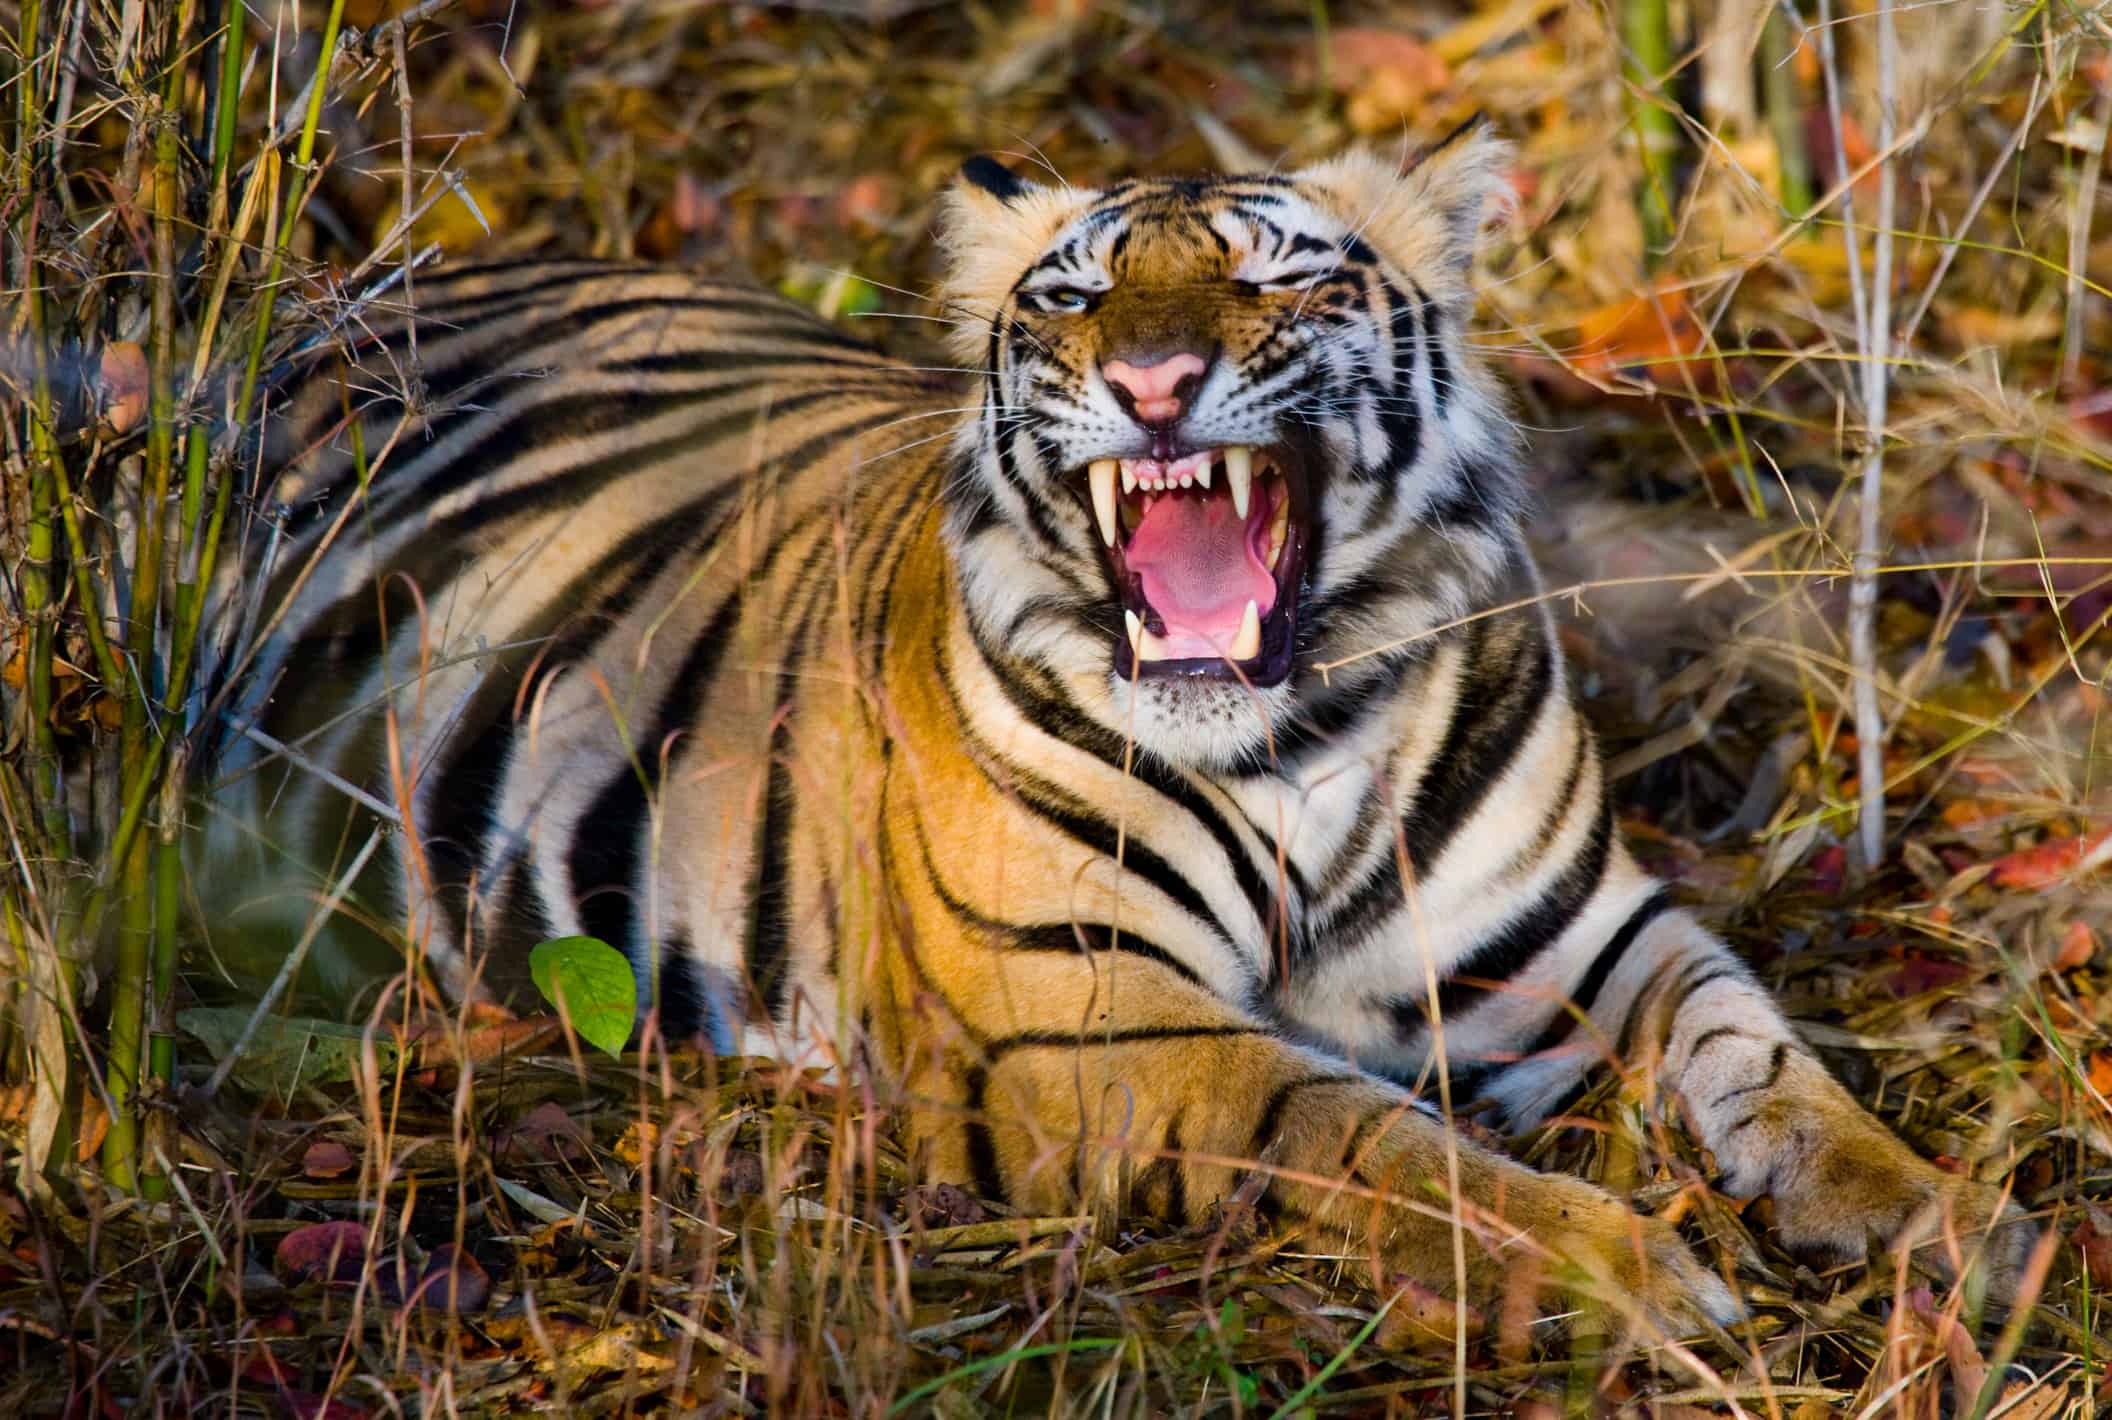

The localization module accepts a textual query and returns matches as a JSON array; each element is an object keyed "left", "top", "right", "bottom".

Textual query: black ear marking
[
  {"left": 960, "top": 154, "right": 1029, "bottom": 205},
  {"left": 1411, "top": 112, "right": 1492, "bottom": 169}
]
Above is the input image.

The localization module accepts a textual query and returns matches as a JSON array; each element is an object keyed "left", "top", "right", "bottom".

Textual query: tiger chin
[{"left": 211, "top": 124, "right": 2035, "bottom": 1339}]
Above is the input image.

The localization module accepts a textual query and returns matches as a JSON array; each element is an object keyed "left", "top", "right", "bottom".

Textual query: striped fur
[{"left": 200, "top": 132, "right": 2029, "bottom": 1328}]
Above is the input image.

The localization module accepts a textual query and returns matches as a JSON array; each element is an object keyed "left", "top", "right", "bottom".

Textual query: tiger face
[{"left": 938, "top": 130, "right": 1521, "bottom": 770}]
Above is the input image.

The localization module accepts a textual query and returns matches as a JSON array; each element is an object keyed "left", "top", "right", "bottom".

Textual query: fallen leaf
[
  {"left": 2070, "top": 1206, "right": 2112, "bottom": 1286},
  {"left": 2054, "top": 921, "right": 2097, "bottom": 972},
  {"left": 1571, "top": 287, "right": 1708, "bottom": 388},
  {"left": 1989, "top": 827, "right": 2112, "bottom": 889},
  {"left": 301, "top": 1141, "right": 356, "bottom": 1179},
  {"left": 1890, "top": 955, "right": 1971, "bottom": 997},
  {"left": 495, "top": 1099, "right": 590, "bottom": 1163},
  {"left": 2089, "top": 1053, "right": 2112, "bottom": 1097},
  {"left": 274, "top": 1222, "right": 369, "bottom": 1286},
  {"left": 402, "top": 1243, "right": 489, "bottom": 1313}
]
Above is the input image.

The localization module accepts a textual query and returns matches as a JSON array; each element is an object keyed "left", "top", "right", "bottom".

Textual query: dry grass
[{"left": 4, "top": 0, "right": 2112, "bottom": 1413}]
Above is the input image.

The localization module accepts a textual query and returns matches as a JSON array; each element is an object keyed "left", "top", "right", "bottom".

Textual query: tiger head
[{"left": 936, "top": 127, "right": 1522, "bottom": 771}]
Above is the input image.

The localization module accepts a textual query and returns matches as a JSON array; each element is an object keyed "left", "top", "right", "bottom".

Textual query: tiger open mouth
[{"left": 1081, "top": 445, "right": 1308, "bottom": 688}]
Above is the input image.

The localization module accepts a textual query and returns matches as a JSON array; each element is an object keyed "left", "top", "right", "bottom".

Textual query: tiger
[{"left": 200, "top": 125, "right": 2033, "bottom": 1331}]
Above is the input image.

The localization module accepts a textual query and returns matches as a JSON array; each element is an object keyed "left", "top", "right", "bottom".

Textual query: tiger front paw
[
  {"left": 1766, "top": 1120, "right": 2036, "bottom": 1301},
  {"left": 1524, "top": 1177, "right": 1742, "bottom": 1338}
]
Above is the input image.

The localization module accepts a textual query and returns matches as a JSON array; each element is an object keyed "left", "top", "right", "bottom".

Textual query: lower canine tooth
[
  {"left": 1230, "top": 599, "right": 1262, "bottom": 660},
  {"left": 1224, "top": 445, "right": 1253, "bottom": 519},
  {"left": 1125, "top": 609, "right": 1144, "bottom": 659},
  {"left": 1089, "top": 459, "right": 1119, "bottom": 545}
]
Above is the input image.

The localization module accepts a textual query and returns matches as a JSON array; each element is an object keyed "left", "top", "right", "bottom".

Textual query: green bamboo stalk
[
  {"left": 1620, "top": 0, "right": 1679, "bottom": 262},
  {"left": 13, "top": 0, "right": 68, "bottom": 863},
  {"left": 100, "top": 0, "right": 186, "bottom": 1192},
  {"left": 81, "top": 0, "right": 350, "bottom": 984},
  {"left": 1760, "top": 4, "right": 1813, "bottom": 219}
]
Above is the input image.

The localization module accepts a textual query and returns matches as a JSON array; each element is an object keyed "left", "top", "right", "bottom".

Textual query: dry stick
[
  {"left": 1846, "top": 0, "right": 1900, "bottom": 874},
  {"left": 2060, "top": 77, "right": 2111, "bottom": 392}
]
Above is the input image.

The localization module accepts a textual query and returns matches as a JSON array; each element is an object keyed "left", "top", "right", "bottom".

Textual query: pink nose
[{"left": 1102, "top": 352, "right": 1207, "bottom": 425}]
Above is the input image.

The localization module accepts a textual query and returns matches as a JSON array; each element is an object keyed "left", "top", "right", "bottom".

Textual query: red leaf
[
  {"left": 1989, "top": 827, "right": 2112, "bottom": 890},
  {"left": 274, "top": 1222, "right": 368, "bottom": 1285},
  {"left": 2054, "top": 921, "right": 2097, "bottom": 972},
  {"left": 402, "top": 1243, "right": 490, "bottom": 1313},
  {"left": 494, "top": 1099, "right": 590, "bottom": 1163},
  {"left": 301, "top": 1140, "right": 356, "bottom": 1179},
  {"left": 2071, "top": 1207, "right": 2112, "bottom": 1286},
  {"left": 1889, "top": 955, "right": 1971, "bottom": 998}
]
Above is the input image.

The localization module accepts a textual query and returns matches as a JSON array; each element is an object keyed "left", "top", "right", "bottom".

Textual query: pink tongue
[{"left": 1124, "top": 489, "right": 1278, "bottom": 656}]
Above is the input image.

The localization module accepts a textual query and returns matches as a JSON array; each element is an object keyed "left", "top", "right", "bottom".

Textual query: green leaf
[
  {"left": 177, "top": 1007, "right": 396, "bottom": 1100},
  {"left": 528, "top": 936, "right": 637, "bottom": 1058}
]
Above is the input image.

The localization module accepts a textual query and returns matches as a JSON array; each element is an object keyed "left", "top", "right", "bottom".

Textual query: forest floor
[{"left": 5, "top": 0, "right": 2112, "bottom": 1414}]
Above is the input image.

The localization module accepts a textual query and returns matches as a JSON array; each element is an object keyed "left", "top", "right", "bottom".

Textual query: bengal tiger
[{"left": 200, "top": 126, "right": 2033, "bottom": 1331}]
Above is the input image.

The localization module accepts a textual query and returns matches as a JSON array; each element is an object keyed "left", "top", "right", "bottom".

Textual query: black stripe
[
  {"left": 1391, "top": 801, "right": 1613, "bottom": 1038},
  {"left": 913, "top": 815, "right": 1207, "bottom": 988},
  {"left": 265, "top": 385, "right": 853, "bottom": 647},
  {"left": 929, "top": 625, "right": 1243, "bottom": 953},
  {"left": 1521, "top": 888, "right": 1672, "bottom": 1058},
  {"left": 986, "top": 1024, "right": 1263, "bottom": 1060},
  {"left": 961, "top": 1066, "right": 1007, "bottom": 1204},
  {"left": 560, "top": 408, "right": 901, "bottom": 969},
  {"left": 652, "top": 930, "right": 716, "bottom": 1043},
  {"left": 1252, "top": 1072, "right": 1360, "bottom": 1154},
  {"left": 1322, "top": 614, "right": 1552, "bottom": 951},
  {"left": 422, "top": 486, "right": 741, "bottom": 958},
  {"left": 970, "top": 642, "right": 1293, "bottom": 930},
  {"left": 1687, "top": 1024, "right": 1746, "bottom": 1061},
  {"left": 1159, "top": 1114, "right": 1188, "bottom": 1223},
  {"left": 1710, "top": 1041, "right": 1788, "bottom": 1109},
  {"left": 1409, "top": 279, "right": 1451, "bottom": 421},
  {"left": 744, "top": 534, "right": 842, "bottom": 1021},
  {"left": 1398, "top": 613, "right": 1554, "bottom": 872}
]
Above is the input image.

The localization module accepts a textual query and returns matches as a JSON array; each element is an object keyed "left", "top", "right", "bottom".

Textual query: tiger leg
[
  {"left": 1621, "top": 912, "right": 2036, "bottom": 1298},
  {"left": 911, "top": 953, "right": 1737, "bottom": 1332}
]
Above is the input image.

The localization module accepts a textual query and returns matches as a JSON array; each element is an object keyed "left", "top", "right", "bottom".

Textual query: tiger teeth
[
  {"left": 1121, "top": 462, "right": 1138, "bottom": 495},
  {"left": 1196, "top": 462, "right": 1212, "bottom": 490},
  {"left": 1125, "top": 609, "right": 1173, "bottom": 663},
  {"left": 1224, "top": 445, "right": 1253, "bottom": 519},
  {"left": 1089, "top": 459, "right": 1119, "bottom": 546},
  {"left": 1230, "top": 599, "right": 1262, "bottom": 661}
]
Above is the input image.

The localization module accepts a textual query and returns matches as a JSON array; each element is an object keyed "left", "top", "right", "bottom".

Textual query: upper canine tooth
[
  {"left": 1224, "top": 445, "right": 1253, "bottom": 519},
  {"left": 1089, "top": 459, "right": 1119, "bottom": 545},
  {"left": 1231, "top": 599, "right": 1262, "bottom": 661}
]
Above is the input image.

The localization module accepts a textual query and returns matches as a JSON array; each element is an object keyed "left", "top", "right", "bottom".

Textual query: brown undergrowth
[{"left": 4, "top": 0, "right": 2112, "bottom": 1413}]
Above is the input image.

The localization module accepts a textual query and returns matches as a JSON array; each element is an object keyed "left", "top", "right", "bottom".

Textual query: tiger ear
[
  {"left": 959, "top": 154, "right": 1033, "bottom": 205},
  {"left": 934, "top": 155, "right": 1092, "bottom": 359},
  {"left": 1297, "top": 121, "right": 1513, "bottom": 298}
]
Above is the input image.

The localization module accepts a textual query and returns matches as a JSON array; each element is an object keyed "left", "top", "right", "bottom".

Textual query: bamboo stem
[
  {"left": 1620, "top": 0, "right": 1679, "bottom": 261},
  {"left": 1760, "top": 1, "right": 1813, "bottom": 218}
]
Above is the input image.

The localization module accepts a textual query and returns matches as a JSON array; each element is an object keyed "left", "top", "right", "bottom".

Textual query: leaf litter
[{"left": 2, "top": 0, "right": 2111, "bottom": 1414}]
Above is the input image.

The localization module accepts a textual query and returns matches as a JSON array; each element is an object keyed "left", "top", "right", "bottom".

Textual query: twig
[{"left": 1846, "top": 0, "right": 1899, "bottom": 873}]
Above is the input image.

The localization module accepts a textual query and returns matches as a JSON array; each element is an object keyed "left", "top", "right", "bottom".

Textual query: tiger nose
[{"left": 1101, "top": 352, "right": 1208, "bottom": 426}]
